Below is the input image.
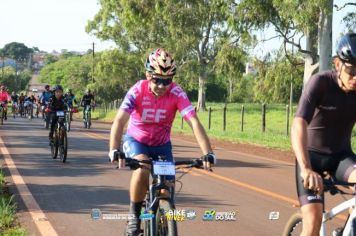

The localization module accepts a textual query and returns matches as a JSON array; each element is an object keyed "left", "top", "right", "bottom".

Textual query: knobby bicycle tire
[
  {"left": 12, "top": 106, "right": 16, "bottom": 118},
  {"left": 51, "top": 132, "right": 59, "bottom": 159},
  {"left": 156, "top": 200, "right": 177, "bottom": 236},
  {"left": 59, "top": 127, "right": 67, "bottom": 163},
  {"left": 282, "top": 211, "right": 303, "bottom": 236},
  {"left": 66, "top": 113, "right": 71, "bottom": 132},
  {"left": 0, "top": 109, "right": 3, "bottom": 125},
  {"left": 45, "top": 114, "right": 50, "bottom": 129},
  {"left": 87, "top": 111, "right": 91, "bottom": 129}
]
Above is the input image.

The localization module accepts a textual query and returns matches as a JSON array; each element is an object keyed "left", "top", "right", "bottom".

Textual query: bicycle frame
[
  {"left": 147, "top": 172, "right": 175, "bottom": 236},
  {"left": 320, "top": 190, "right": 356, "bottom": 236}
]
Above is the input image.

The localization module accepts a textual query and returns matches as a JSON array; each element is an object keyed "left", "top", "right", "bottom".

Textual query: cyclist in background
[
  {"left": 64, "top": 88, "right": 78, "bottom": 121},
  {"left": 18, "top": 93, "right": 25, "bottom": 116},
  {"left": 291, "top": 32, "right": 356, "bottom": 236},
  {"left": 80, "top": 89, "right": 95, "bottom": 127},
  {"left": 46, "top": 85, "right": 67, "bottom": 142},
  {"left": 108, "top": 48, "right": 217, "bottom": 236},
  {"left": 10, "top": 91, "right": 18, "bottom": 104},
  {"left": 40, "top": 85, "right": 52, "bottom": 106},
  {"left": 24, "top": 95, "right": 35, "bottom": 118},
  {"left": 40, "top": 85, "right": 52, "bottom": 119},
  {"left": 10, "top": 92, "right": 19, "bottom": 117},
  {"left": 0, "top": 85, "right": 10, "bottom": 120}
]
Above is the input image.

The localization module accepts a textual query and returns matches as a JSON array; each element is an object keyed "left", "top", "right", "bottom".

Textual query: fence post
[
  {"left": 208, "top": 107, "right": 211, "bottom": 130},
  {"left": 241, "top": 105, "right": 244, "bottom": 132},
  {"left": 286, "top": 105, "right": 290, "bottom": 136},
  {"left": 223, "top": 105, "right": 226, "bottom": 131},
  {"left": 262, "top": 103, "right": 266, "bottom": 132}
]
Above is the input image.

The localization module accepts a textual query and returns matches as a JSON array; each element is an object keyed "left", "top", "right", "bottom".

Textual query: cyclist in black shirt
[
  {"left": 10, "top": 92, "right": 18, "bottom": 104},
  {"left": 47, "top": 85, "right": 67, "bottom": 141},
  {"left": 80, "top": 89, "right": 95, "bottom": 126},
  {"left": 292, "top": 33, "right": 356, "bottom": 235}
]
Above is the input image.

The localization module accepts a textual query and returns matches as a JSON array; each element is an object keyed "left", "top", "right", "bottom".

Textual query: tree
[
  {"left": 215, "top": 42, "right": 246, "bottom": 102},
  {"left": 234, "top": 0, "right": 338, "bottom": 85},
  {"left": 43, "top": 54, "right": 59, "bottom": 65},
  {"left": 0, "top": 66, "right": 31, "bottom": 92},
  {"left": 253, "top": 52, "right": 304, "bottom": 103},
  {"left": 1, "top": 42, "right": 33, "bottom": 61},
  {"left": 86, "top": 0, "right": 247, "bottom": 111},
  {"left": 93, "top": 49, "right": 142, "bottom": 103},
  {"left": 335, "top": 2, "right": 356, "bottom": 31},
  {"left": 39, "top": 55, "right": 92, "bottom": 97}
]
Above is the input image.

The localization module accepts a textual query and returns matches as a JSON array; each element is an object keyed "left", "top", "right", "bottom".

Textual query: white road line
[{"left": 0, "top": 136, "right": 58, "bottom": 236}]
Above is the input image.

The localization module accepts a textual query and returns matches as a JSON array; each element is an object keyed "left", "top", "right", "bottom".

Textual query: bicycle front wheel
[
  {"left": 87, "top": 112, "right": 91, "bottom": 129},
  {"left": 156, "top": 200, "right": 177, "bottom": 236},
  {"left": 51, "top": 133, "right": 58, "bottom": 159},
  {"left": 65, "top": 113, "right": 71, "bottom": 132},
  {"left": 282, "top": 211, "right": 303, "bottom": 236},
  {"left": 59, "top": 127, "right": 68, "bottom": 163}
]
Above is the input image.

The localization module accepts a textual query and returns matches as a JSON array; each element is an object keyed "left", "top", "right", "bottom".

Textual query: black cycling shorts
[{"left": 296, "top": 150, "right": 356, "bottom": 206}]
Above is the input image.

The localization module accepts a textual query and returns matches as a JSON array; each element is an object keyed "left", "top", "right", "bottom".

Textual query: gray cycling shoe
[{"left": 125, "top": 218, "right": 141, "bottom": 236}]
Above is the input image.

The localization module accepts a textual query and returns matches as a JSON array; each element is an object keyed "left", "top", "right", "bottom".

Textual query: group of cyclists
[
  {"left": 1, "top": 32, "right": 355, "bottom": 236},
  {"left": 106, "top": 33, "right": 356, "bottom": 236},
  {"left": 0, "top": 83, "right": 96, "bottom": 138}
]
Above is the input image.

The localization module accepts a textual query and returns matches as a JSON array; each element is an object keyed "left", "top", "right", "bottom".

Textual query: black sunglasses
[
  {"left": 342, "top": 63, "right": 356, "bottom": 76},
  {"left": 151, "top": 77, "right": 173, "bottom": 86}
]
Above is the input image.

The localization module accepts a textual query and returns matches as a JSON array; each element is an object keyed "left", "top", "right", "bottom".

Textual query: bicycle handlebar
[
  {"left": 323, "top": 177, "right": 356, "bottom": 195},
  {"left": 124, "top": 158, "right": 204, "bottom": 170}
]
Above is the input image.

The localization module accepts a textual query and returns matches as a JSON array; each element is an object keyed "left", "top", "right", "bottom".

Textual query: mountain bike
[
  {"left": 283, "top": 176, "right": 356, "bottom": 236},
  {"left": 11, "top": 102, "right": 18, "bottom": 118},
  {"left": 122, "top": 156, "right": 204, "bottom": 236},
  {"left": 42, "top": 102, "right": 50, "bottom": 129},
  {"left": 0, "top": 103, "right": 4, "bottom": 125},
  {"left": 50, "top": 110, "right": 68, "bottom": 163},
  {"left": 83, "top": 104, "right": 92, "bottom": 129},
  {"left": 19, "top": 102, "right": 25, "bottom": 117},
  {"left": 65, "top": 106, "right": 78, "bottom": 132},
  {"left": 25, "top": 101, "right": 33, "bottom": 120}
]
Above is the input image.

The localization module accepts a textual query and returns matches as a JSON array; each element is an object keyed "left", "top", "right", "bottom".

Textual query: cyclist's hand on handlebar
[
  {"left": 202, "top": 152, "right": 216, "bottom": 171},
  {"left": 108, "top": 149, "right": 126, "bottom": 168},
  {"left": 301, "top": 168, "right": 323, "bottom": 195}
]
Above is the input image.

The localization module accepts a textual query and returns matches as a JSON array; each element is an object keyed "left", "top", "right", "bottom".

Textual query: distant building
[
  {"left": 0, "top": 58, "right": 17, "bottom": 69},
  {"left": 245, "top": 62, "right": 257, "bottom": 75},
  {"left": 32, "top": 53, "right": 46, "bottom": 70}
]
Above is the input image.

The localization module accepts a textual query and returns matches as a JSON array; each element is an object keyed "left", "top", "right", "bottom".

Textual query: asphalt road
[{"left": 0, "top": 116, "right": 350, "bottom": 236}]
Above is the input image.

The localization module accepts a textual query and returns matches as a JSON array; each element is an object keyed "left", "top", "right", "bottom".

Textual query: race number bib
[
  {"left": 56, "top": 111, "right": 65, "bottom": 116},
  {"left": 153, "top": 161, "right": 175, "bottom": 176}
]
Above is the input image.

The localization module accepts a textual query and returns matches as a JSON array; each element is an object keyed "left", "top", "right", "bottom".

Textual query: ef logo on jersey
[{"left": 142, "top": 109, "right": 167, "bottom": 123}]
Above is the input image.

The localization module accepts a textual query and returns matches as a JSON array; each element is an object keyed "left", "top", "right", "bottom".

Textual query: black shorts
[{"left": 296, "top": 150, "right": 356, "bottom": 206}]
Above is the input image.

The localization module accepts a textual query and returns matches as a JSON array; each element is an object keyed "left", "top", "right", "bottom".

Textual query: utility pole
[{"left": 92, "top": 42, "right": 95, "bottom": 83}]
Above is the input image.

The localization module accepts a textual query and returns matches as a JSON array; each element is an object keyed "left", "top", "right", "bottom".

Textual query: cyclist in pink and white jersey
[
  {"left": 109, "top": 48, "right": 216, "bottom": 236},
  {"left": 0, "top": 85, "right": 10, "bottom": 120}
]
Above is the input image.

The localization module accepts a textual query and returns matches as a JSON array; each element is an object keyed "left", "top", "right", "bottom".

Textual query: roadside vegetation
[
  {"left": 0, "top": 171, "right": 28, "bottom": 236},
  {"left": 91, "top": 102, "right": 356, "bottom": 152}
]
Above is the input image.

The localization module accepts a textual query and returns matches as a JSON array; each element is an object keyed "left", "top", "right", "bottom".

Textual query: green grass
[
  {"left": 92, "top": 102, "right": 356, "bottom": 151},
  {"left": 2, "top": 227, "right": 28, "bottom": 236},
  {"left": 0, "top": 171, "right": 28, "bottom": 235},
  {"left": 0, "top": 196, "right": 16, "bottom": 229},
  {"left": 172, "top": 103, "right": 294, "bottom": 150}
]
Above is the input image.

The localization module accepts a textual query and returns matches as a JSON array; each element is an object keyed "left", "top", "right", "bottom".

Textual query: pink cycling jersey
[
  {"left": 120, "top": 80, "right": 196, "bottom": 146},
  {"left": 0, "top": 91, "right": 10, "bottom": 106}
]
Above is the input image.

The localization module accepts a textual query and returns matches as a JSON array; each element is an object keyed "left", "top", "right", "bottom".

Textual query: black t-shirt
[
  {"left": 11, "top": 95, "right": 18, "bottom": 102},
  {"left": 47, "top": 95, "right": 67, "bottom": 111},
  {"left": 295, "top": 71, "right": 356, "bottom": 154},
  {"left": 81, "top": 94, "right": 94, "bottom": 106}
]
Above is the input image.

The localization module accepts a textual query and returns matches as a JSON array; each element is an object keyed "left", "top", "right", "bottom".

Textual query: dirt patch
[{"left": 171, "top": 131, "right": 296, "bottom": 164}]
